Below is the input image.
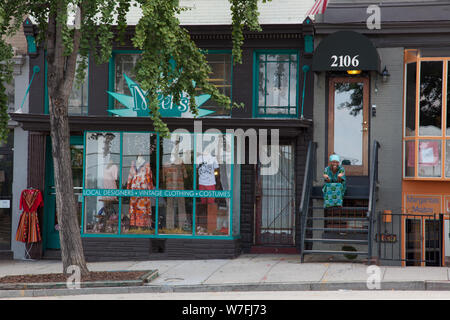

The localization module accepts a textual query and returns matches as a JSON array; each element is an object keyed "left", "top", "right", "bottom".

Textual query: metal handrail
[
  {"left": 299, "top": 141, "right": 316, "bottom": 262},
  {"left": 367, "top": 140, "right": 380, "bottom": 263}
]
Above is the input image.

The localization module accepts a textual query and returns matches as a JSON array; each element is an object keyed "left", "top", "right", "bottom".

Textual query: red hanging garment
[{"left": 15, "top": 189, "right": 43, "bottom": 243}]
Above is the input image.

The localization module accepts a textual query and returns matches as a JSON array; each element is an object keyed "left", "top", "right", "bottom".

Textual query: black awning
[{"left": 312, "top": 31, "right": 380, "bottom": 72}]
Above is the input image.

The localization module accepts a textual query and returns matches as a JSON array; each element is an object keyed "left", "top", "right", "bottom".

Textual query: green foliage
[
  {"left": 0, "top": 39, "right": 13, "bottom": 143},
  {"left": 229, "top": 0, "right": 271, "bottom": 64},
  {"left": 0, "top": 0, "right": 267, "bottom": 140}
]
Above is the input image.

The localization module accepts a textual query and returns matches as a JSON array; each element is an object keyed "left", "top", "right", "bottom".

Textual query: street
[{"left": 4, "top": 290, "right": 450, "bottom": 300}]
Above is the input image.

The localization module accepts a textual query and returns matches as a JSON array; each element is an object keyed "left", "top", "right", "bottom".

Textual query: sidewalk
[{"left": 1, "top": 254, "right": 450, "bottom": 298}]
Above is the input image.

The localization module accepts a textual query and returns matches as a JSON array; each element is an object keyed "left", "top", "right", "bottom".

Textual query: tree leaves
[{"left": 0, "top": 0, "right": 266, "bottom": 142}]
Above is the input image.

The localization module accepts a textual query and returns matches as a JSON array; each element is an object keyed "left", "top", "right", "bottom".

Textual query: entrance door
[
  {"left": 405, "top": 216, "right": 443, "bottom": 266},
  {"left": 0, "top": 132, "right": 13, "bottom": 251},
  {"left": 44, "top": 136, "right": 84, "bottom": 250},
  {"left": 255, "top": 143, "right": 295, "bottom": 246},
  {"left": 328, "top": 77, "right": 370, "bottom": 175}
]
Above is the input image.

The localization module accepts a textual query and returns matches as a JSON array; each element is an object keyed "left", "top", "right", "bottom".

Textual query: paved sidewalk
[{"left": 1, "top": 254, "right": 450, "bottom": 298}]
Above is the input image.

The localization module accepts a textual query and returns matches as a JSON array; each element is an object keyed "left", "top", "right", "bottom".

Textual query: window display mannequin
[
  {"left": 162, "top": 147, "right": 188, "bottom": 230},
  {"left": 101, "top": 158, "right": 119, "bottom": 201},
  {"left": 197, "top": 150, "right": 219, "bottom": 204},
  {"left": 95, "top": 157, "right": 119, "bottom": 233},
  {"left": 127, "top": 155, "right": 154, "bottom": 229},
  {"left": 196, "top": 150, "right": 219, "bottom": 234}
]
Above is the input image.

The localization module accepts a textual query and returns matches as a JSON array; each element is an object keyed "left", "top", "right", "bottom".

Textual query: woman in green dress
[{"left": 322, "top": 154, "right": 346, "bottom": 208}]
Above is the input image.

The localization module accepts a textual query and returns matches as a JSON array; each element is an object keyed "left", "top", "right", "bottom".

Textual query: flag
[{"left": 306, "top": 0, "right": 329, "bottom": 16}]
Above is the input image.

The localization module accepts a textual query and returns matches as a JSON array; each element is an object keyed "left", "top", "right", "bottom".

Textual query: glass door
[{"left": 328, "top": 77, "right": 370, "bottom": 175}]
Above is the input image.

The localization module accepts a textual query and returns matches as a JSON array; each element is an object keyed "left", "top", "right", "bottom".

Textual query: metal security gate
[
  {"left": 377, "top": 212, "right": 445, "bottom": 266},
  {"left": 255, "top": 144, "right": 295, "bottom": 246}
]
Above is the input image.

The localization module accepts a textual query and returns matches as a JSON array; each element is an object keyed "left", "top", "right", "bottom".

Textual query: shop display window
[
  {"left": 402, "top": 51, "right": 450, "bottom": 180},
  {"left": 84, "top": 196, "right": 119, "bottom": 234},
  {"left": 419, "top": 61, "right": 442, "bottom": 136},
  {"left": 418, "top": 139, "right": 441, "bottom": 177},
  {"left": 85, "top": 132, "right": 121, "bottom": 189},
  {"left": 446, "top": 140, "right": 450, "bottom": 178},
  {"left": 120, "top": 197, "right": 156, "bottom": 235},
  {"left": 158, "top": 197, "right": 193, "bottom": 235},
  {"left": 404, "top": 140, "right": 415, "bottom": 177},
  {"left": 255, "top": 51, "right": 299, "bottom": 117},
  {"left": 404, "top": 63, "right": 416, "bottom": 137},
  {"left": 82, "top": 131, "right": 236, "bottom": 238}
]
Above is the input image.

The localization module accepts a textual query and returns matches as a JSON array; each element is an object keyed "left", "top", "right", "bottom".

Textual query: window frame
[
  {"left": 81, "top": 130, "right": 238, "bottom": 240},
  {"left": 253, "top": 49, "right": 300, "bottom": 118},
  {"left": 402, "top": 50, "right": 450, "bottom": 180},
  {"left": 44, "top": 52, "right": 90, "bottom": 115},
  {"left": 108, "top": 50, "right": 233, "bottom": 117}
]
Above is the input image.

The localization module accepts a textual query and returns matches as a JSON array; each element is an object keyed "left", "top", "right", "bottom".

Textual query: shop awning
[{"left": 312, "top": 31, "right": 380, "bottom": 72}]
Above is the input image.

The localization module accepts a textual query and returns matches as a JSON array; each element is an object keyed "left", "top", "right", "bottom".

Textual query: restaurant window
[
  {"left": 82, "top": 131, "right": 237, "bottom": 238},
  {"left": 110, "top": 51, "right": 232, "bottom": 116},
  {"left": 68, "top": 56, "right": 89, "bottom": 115},
  {"left": 403, "top": 50, "right": 450, "bottom": 179},
  {"left": 254, "top": 50, "right": 299, "bottom": 118}
]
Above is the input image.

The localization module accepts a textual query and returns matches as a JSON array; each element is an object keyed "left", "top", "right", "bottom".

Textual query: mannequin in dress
[
  {"left": 127, "top": 155, "right": 154, "bottom": 231},
  {"left": 162, "top": 141, "right": 188, "bottom": 230}
]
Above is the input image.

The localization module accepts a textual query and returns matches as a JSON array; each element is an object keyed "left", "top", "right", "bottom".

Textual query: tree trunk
[
  {"left": 46, "top": 6, "right": 89, "bottom": 276},
  {"left": 48, "top": 95, "right": 89, "bottom": 276}
]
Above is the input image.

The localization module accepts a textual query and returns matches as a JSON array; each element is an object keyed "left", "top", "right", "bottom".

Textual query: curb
[
  {"left": 0, "top": 270, "right": 158, "bottom": 292},
  {"left": 1, "top": 280, "right": 450, "bottom": 298}
]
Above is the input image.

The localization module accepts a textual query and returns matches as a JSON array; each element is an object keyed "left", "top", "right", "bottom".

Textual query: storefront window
[
  {"left": 82, "top": 131, "right": 236, "bottom": 238},
  {"left": 85, "top": 132, "right": 120, "bottom": 189},
  {"left": 403, "top": 52, "right": 450, "bottom": 180},
  {"left": 158, "top": 197, "right": 193, "bottom": 235},
  {"left": 404, "top": 63, "right": 417, "bottom": 137},
  {"left": 447, "top": 61, "right": 450, "bottom": 136},
  {"left": 418, "top": 139, "right": 441, "bottom": 177},
  {"left": 446, "top": 140, "right": 450, "bottom": 178},
  {"left": 84, "top": 196, "right": 119, "bottom": 234},
  {"left": 419, "top": 61, "right": 442, "bottom": 136},
  {"left": 404, "top": 140, "right": 415, "bottom": 177},
  {"left": 255, "top": 52, "right": 298, "bottom": 117}
]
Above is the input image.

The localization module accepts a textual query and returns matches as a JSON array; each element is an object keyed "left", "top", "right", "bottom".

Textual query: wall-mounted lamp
[
  {"left": 347, "top": 70, "right": 362, "bottom": 75},
  {"left": 381, "top": 66, "right": 390, "bottom": 82}
]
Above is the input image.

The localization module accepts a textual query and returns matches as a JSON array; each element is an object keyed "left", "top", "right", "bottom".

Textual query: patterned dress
[
  {"left": 322, "top": 166, "right": 346, "bottom": 208},
  {"left": 15, "top": 189, "right": 43, "bottom": 243},
  {"left": 127, "top": 162, "right": 154, "bottom": 227}
]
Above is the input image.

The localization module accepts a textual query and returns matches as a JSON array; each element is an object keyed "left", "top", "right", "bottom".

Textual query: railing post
[{"left": 299, "top": 141, "right": 315, "bottom": 263}]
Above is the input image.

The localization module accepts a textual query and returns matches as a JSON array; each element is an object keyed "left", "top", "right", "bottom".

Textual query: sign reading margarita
[
  {"left": 107, "top": 74, "right": 214, "bottom": 118},
  {"left": 404, "top": 194, "right": 441, "bottom": 214}
]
